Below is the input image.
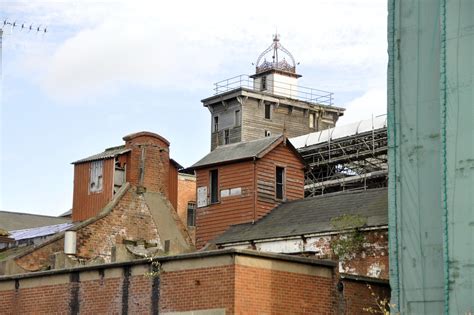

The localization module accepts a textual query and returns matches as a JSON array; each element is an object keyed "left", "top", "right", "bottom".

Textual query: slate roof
[
  {"left": 214, "top": 188, "right": 388, "bottom": 245},
  {"left": 72, "top": 145, "right": 130, "bottom": 164},
  {"left": 0, "top": 211, "right": 71, "bottom": 231},
  {"left": 190, "top": 135, "right": 283, "bottom": 169}
]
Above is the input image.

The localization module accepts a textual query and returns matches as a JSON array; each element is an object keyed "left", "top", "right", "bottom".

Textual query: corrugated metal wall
[
  {"left": 72, "top": 159, "right": 114, "bottom": 222},
  {"left": 388, "top": 0, "right": 473, "bottom": 313}
]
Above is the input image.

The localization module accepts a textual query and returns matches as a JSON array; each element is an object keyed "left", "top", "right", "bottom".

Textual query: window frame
[
  {"left": 275, "top": 166, "right": 285, "bottom": 200},
  {"left": 224, "top": 129, "right": 230, "bottom": 144},
  {"left": 264, "top": 103, "right": 272, "bottom": 120},
  {"left": 187, "top": 202, "right": 196, "bottom": 227},
  {"left": 209, "top": 169, "right": 219, "bottom": 204},
  {"left": 309, "top": 112, "right": 316, "bottom": 129},
  {"left": 261, "top": 76, "right": 267, "bottom": 91},
  {"left": 89, "top": 160, "right": 104, "bottom": 193},
  {"left": 213, "top": 116, "right": 219, "bottom": 132},
  {"left": 234, "top": 109, "right": 241, "bottom": 127}
]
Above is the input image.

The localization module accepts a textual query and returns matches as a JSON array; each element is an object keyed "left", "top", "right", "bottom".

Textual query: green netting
[{"left": 388, "top": 0, "right": 473, "bottom": 314}]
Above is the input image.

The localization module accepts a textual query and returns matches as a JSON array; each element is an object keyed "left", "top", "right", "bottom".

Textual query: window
[
  {"left": 264, "top": 103, "right": 271, "bottom": 119},
  {"left": 265, "top": 130, "right": 271, "bottom": 137},
  {"left": 224, "top": 129, "right": 230, "bottom": 144},
  {"left": 275, "top": 166, "right": 285, "bottom": 200},
  {"left": 187, "top": 202, "right": 196, "bottom": 227},
  {"left": 213, "top": 116, "right": 219, "bottom": 132},
  {"left": 309, "top": 112, "right": 316, "bottom": 129},
  {"left": 210, "top": 169, "right": 219, "bottom": 203},
  {"left": 235, "top": 110, "right": 241, "bottom": 126},
  {"left": 90, "top": 160, "right": 104, "bottom": 193},
  {"left": 261, "top": 76, "right": 267, "bottom": 91}
]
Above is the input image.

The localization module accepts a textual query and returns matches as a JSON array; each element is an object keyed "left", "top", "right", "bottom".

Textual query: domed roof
[{"left": 255, "top": 34, "right": 297, "bottom": 74}]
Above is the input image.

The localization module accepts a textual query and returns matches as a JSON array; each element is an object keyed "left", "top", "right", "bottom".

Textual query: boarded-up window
[
  {"left": 275, "top": 166, "right": 285, "bottom": 199},
  {"left": 265, "top": 104, "right": 271, "bottom": 119},
  {"left": 210, "top": 169, "right": 219, "bottom": 203},
  {"left": 90, "top": 160, "right": 103, "bottom": 193},
  {"left": 187, "top": 202, "right": 196, "bottom": 227}
]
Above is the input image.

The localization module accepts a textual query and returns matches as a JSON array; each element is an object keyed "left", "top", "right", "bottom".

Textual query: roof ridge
[{"left": 0, "top": 210, "right": 67, "bottom": 219}]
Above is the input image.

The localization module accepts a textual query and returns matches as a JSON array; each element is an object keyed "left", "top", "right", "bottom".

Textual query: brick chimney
[{"left": 123, "top": 132, "right": 171, "bottom": 196}]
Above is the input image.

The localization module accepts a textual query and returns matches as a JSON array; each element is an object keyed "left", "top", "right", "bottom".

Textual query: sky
[{"left": 0, "top": 0, "right": 388, "bottom": 216}]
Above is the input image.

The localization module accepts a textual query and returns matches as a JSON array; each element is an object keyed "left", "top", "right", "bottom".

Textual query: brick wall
[
  {"left": 234, "top": 264, "right": 335, "bottom": 314},
  {"left": 229, "top": 229, "right": 389, "bottom": 280},
  {"left": 176, "top": 173, "right": 196, "bottom": 226},
  {"left": 15, "top": 186, "right": 161, "bottom": 272},
  {"left": 123, "top": 132, "right": 171, "bottom": 195},
  {"left": 340, "top": 277, "right": 391, "bottom": 314},
  {"left": 0, "top": 250, "right": 390, "bottom": 314}
]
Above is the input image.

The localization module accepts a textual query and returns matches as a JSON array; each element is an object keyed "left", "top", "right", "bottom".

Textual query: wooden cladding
[{"left": 195, "top": 142, "right": 304, "bottom": 248}]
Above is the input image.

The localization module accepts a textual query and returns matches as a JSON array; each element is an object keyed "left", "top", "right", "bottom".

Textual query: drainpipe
[{"left": 253, "top": 157, "right": 257, "bottom": 224}]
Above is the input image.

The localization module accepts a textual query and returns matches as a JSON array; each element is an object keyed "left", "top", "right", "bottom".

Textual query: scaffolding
[{"left": 292, "top": 116, "right": 388, "bottom": 197}]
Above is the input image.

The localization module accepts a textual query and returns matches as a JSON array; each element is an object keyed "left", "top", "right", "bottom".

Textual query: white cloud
[
  {"left": 4, "top": 0, "right": 387, "bottom": 104},
  {"left": 337, "top": 88, "right": 387, "bottom": 125}
]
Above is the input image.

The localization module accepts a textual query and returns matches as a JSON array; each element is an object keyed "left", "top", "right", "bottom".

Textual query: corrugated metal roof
[
  {"left": 290, "top": 115, "right": 387, "bottom": 149},
  {"left": 0, "top": 210, "right": 71, "bottom": 231},
  {"left": 214, "top": 188, "right": 388, "bottom": 244},
  {"left": 190, "top": 135, "right": 282, "bottom": 169},
  {"left": 9, "top": 222, "right": 74, "bottom": 241},
  {"left": 72, "top": 145, "right": 130, "bottom": 164}
]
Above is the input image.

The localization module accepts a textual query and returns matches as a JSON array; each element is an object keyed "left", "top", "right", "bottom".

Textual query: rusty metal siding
[
  {"left": 255, "top": 143, "right": 305, "bottom": 218},
  {"left": 72, "top": 158, "right": 114, "bottom": 222},
  {"left": 168, "top": 162, "right": 178, "bottom": 211},
  {"left": 195, "top": 161, "right": 255, "bottom": 248}
]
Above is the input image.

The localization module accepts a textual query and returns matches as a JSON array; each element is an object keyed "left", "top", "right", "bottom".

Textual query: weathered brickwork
[
  {"left": 15, "top": 186, "right": 161, "bottom": 271},
  {"left": 176, "top": 173, "right": 196, "bottom": 227},
  {"left": 160, "top": 265, "right": 235, "bottom": 313},
  {"left": 0, "top": 251, "right": 390, "bottom": 314},
  {"left": 341, "top": 278, "right": 391, "bottom": 314},
  {"left": 124, "top": 132, "right": 171, "bottom": 195}
]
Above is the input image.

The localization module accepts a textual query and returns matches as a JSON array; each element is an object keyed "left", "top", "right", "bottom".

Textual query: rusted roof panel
[{"left": 72, "top": 145, "right": 130, "bottom": 164}]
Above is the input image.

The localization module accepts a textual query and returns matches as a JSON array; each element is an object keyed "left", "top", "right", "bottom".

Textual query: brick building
[
  {"left": 203, "top": 35, "right": 344, "bottom": 151},
  {"left": 215, "top": 188, "right": 389, "bottom": 280},
  {"left": 0, "top": 249, "right": 390, "bottom": 314},
  {"left": 190, "top": 135, "right": 305, "bottom": 248},
  {"left": 0, "top": 131, "right": 194, "bottom": 275}
]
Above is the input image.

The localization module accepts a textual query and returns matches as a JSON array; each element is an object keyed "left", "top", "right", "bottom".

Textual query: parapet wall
[{"left": 0, "top": 249, "right": 389, "bottom": 314}]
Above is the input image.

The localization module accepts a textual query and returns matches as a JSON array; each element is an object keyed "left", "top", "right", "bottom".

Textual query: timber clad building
[
  {"left": 190, "top": 135, "right": 305, "bottom": 249},
  {"left": 204, "top": 35, "right": 344, "bottom": 151}
]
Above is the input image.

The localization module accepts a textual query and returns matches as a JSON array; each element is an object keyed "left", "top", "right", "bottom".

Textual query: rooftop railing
[{"left": 213, "top": 75, "right": 334, "bottom": 106}]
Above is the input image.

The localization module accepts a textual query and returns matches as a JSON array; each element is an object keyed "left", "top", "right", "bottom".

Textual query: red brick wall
[
  {"left": 0, "top": 253, "right": 389, "bottom": 314},
  {"left": 341, "top": 279, "right": 391, "bottom": 314},
  {"left": 124, "top": 132, "right": 170, "bottom": 195},
  {"left": 160, "top": 265, "right": 235, "bottom": 313},
  {"left": 16, "top": 186, "right": 161, "bottom": 271},
  {"left": 0, "top": 283, "right": 71, "bottom": 314},
  {"left": 234, "top": 264, "right": 335, "bottom": 314},
  {"left": 177, "top": 174, "right": 196, "bottom": 225},
  {"left": 0, "top": 264, "right": 334, "bottom": 315}
]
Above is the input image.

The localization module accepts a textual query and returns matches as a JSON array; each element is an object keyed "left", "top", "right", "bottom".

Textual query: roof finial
[{"left": 255, "top": 33, "right": 296, "bottom": 74}]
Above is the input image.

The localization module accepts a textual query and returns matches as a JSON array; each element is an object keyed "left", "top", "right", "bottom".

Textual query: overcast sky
[{"left": 0, "top": 0, "right": 387, "bottom": 216}]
